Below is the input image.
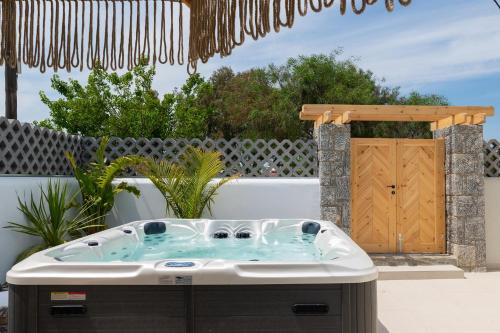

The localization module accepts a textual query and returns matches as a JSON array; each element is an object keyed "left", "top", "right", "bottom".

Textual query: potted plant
[
  {"left": 65, "top": 137, "right": 144, "bottom": 234},
  {"left": 4, "top": 181, "right": 102, "bottom": 261}
]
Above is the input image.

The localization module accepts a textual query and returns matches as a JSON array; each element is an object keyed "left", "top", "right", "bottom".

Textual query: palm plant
[
  {"left": 4, "top": 181, "right": 102, "bottom": 262},
  {"left": 142, "top": 147, "right": 238, "bottom": 218},
  {"left": 65, "top": 137, "right": 143, "bottom": 234}
]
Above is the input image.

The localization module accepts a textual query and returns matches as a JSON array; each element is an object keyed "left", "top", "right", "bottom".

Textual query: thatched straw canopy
[{"left": 0, "top": 0, "right": 412, "bottom": 73}]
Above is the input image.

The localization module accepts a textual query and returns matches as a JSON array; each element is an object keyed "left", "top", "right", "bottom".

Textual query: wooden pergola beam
[
  {"left": 300, "top": 105, "right": 495, "bottom": 120},
  {"left": 301, "top": 104, "right": 495, "bottom": 131}
]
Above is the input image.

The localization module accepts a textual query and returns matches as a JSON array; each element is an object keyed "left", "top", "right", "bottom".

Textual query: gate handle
[{"left": 387, "top": 185, "right": 396, "bottom": 189}]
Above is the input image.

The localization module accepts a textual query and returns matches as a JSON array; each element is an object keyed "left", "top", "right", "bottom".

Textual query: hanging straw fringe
[
  {"left": 0, "top": 0, "right": 412, "bottom": 73},
  {"left": 0, "top": 0, "right": 186, "bottom": 73},
  {"left": 187, "top": 0, "right": 412, "bottom": 71}
]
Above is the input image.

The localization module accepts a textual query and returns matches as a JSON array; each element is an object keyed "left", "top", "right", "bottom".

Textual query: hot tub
[{"left": 7, "top": 219, "right": 378, "bottom": 333}]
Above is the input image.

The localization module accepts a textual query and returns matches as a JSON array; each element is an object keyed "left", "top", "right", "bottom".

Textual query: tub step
[
  {"left": 377, "top": 265, "right": 464, "bottom": 280},
  {"left": 370, "top": 254, "right": 458, "bottom": 266}
]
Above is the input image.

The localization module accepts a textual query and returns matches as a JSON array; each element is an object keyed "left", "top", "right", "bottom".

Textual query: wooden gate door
[
  {"left": 351, "top": 139, "right": 397, "bottom": 253},
  {"left": 351, "top": 138, "right": 445, "bottom": 254}
]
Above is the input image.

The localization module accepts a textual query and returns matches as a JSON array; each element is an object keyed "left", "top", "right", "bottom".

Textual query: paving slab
[
  {"left": 378, "top": 265, "right": 464, "bottom": 280},
  {"left": 378, "top": 271, "right": 500, "bottom": 333}
]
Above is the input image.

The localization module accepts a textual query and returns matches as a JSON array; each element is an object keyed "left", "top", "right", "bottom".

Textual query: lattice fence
[
  {"left": 3, "top": 117, "right": 500, "bottom": 177},
  {"left": 0, "top": 117, "right": 318, "bottom": 177},
  {"left": 485, "top": 139, "right": 500, "bottom": 177},
  {"left": 0, "top": 118, "right": 81, "bottom": 176},
  {"left": 80, "top": 137, "right": 318, "bottom": 177}
]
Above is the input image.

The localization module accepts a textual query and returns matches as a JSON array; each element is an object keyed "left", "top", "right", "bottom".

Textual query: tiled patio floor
[{"left": 378, "top": 271, "right": 500, "bottom": 333}]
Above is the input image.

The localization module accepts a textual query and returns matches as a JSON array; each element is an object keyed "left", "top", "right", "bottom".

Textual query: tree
[
  {"left": 37, "top": 51, "right": 449, "bottom": 140},
  {"left": 205, "top": 67, "right": 302, "bottom": 140},
  {"left": 39, "top": 61, "right": 175, "bottom": 138},
  {"left": 267, "top": 51, "right": 448, "bottom": 139},
  {"left": 169, "top": 74, "right": 215, "bottom": 139}
]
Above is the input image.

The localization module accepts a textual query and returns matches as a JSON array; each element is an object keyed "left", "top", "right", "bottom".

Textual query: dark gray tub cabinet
[{"left": 9, "top": 282, "right": 376, "bottom": 333}]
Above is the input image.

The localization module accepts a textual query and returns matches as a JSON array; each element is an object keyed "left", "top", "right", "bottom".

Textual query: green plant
[
  {"left": 142, "top": 147, "right": 237, "bottom": 218},
  {"left": 39, "top": 60, "right": 175, "bottom": 138},
  {"left": 65, "top": 137, "right": 143, "bottom": 234},
  {"left": 4, "top": 181, "right": 101, "bottom": 262}
]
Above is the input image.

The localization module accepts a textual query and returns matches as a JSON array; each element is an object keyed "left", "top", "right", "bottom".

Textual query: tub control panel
[{"left": 165, "top": 261, "right": 195, "bottom": 268}]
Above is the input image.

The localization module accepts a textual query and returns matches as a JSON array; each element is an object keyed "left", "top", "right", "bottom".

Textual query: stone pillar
[
  {"left": 435, "top": 125, "right": 486, "bottom": 271},
  {"left": 316, "top": 124, "right": 351, "bottom": 234}
]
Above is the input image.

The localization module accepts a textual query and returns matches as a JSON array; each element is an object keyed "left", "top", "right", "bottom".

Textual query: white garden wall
[
  {"left": 485, "top": 177, "right": 500, "bottom": 269},
  {"left": 0, "top": 176, "right": 320, "bottom": 281},
  {"left": 1, "top": 176, "right": 499, "bottom": 281}
]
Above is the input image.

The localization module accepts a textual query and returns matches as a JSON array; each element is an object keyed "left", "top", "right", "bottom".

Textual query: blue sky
[{"left": 3, "top": 0, "right": 500, "bottom": 139}]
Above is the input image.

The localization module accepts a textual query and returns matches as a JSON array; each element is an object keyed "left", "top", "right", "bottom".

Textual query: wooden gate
[{"left": 351, "top": 138, "right": 445, "bottom": 254}]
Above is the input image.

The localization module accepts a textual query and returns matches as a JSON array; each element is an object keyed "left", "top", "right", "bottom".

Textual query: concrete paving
[
  {"left": 378, "top": 271, "right": 500, "bottom": 333},
  {"left": 378, "top": 265, "right": 464, "bottom": 280}
]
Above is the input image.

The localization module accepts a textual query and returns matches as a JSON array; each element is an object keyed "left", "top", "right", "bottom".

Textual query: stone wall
[
  {"left": 316, "top": 124, "right": 351, "bottom": 234},
  {"left": 435, "top": 125, "right": 486, "bottom": 271}
]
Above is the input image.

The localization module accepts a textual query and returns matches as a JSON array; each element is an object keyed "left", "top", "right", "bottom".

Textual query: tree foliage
[
  {"left": 39, "top": 61, "right": 174, "bottom": 138},
  {"left": 39, "top": 51, "right": 448, "bottom": 140}
]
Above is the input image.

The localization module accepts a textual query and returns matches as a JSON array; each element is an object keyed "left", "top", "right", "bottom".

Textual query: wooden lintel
[
  {"left": 454, "top": 113, "right": 469, "bottom": 125},
  {"left": 323, "top": 111, "right": 334, "bottom": 124},
  {"left": 313, "top": 111, "right": 334, "bottom": 128},
  {"left": 430, "top": 112, "right": 487, "bottom": 131},
  {"left": 472, "top": 113, "right": 486, "bottom": 125},
  {"left": 334, "top": 111, "right": 352, "bottom": 125}
]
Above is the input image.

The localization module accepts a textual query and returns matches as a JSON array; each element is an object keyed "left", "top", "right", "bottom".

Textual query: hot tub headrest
[
  {"left": 144, "top": 222, "right": 166, "bottom": 235},
  {"left": 302, "top": 221, "right": 321, "bottom": 235}
]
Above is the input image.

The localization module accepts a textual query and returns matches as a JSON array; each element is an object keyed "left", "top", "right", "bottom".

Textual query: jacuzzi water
[
  {"left": 112, "top": 233, "right": 319, "bottom": 262},
  {"left": 7, "top": 219, "right": 378, "bottom": 285},
  {"left": 113, "top": 230, "right": 319, "bottom": 262}
]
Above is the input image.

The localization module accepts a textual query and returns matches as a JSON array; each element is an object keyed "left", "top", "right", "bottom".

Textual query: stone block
[
  {"left": 333, "top": 161, "right": 347, "bottom": 177},
  {"left": 447, "top": 216, "right": 465, "bottom": 244},
  {"left": 450, "top": 124, "right": 482, "bottom": 136},
  {"left": 465, "top": 217, "right": 486, "bottom": 244},
  {"left": 477, "top": 196, "right": 485, "bottom": 217},
  {"left": 449, "top": 132, "right": 483, "bottom": 154},
  {"left": 334, "top": 177, "right": 350, "bottom": 200},
  {"left": 318, "top": 150, "right": 334, "bottom": 162},
  {"left": 341, "top": 204, "right": 351, "bottom": 228},
  {"left": 334, "top": 132, "right": 350, "bottom": 151},
  {"left": 448, "top": 196, "right": 477, "bottom": 217},
  {"left": 318, "top": 135, "right": 334, "bottom": 151},
  {"left": 320, "top": 186, "right": 336, "bottom": 206},
  {"left": 450, "top": 154, "right": 483, "bottom": 174},
  {"left": 321, "top": 206, "right": 339, "bottom": 224},
  {"left": 444, "top": 153, "right": 453, "bottom": 175},
  {"left": 318, "top": 125, "right": 333, "bottom": 144},
  {"left": 447, "top": 174, "right": 484, "bottom": 196},
  {"left": 474, "top": 240, "right": 487, "bottom": 268},
  {"left": 318, "top": 162, "right": 333, "bottom": 182},
  {"left": 451, "top": 244, "right": 476, "bottom": 270}
]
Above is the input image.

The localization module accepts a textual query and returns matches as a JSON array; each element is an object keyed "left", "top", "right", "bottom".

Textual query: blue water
[{"left": 104, "top": 232, "right": 322, "bottom": 262}]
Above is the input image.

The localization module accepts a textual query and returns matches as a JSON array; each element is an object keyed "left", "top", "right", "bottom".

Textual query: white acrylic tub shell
[{"left": 7, "top": 219, "right": 378, "bottom": 285}]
